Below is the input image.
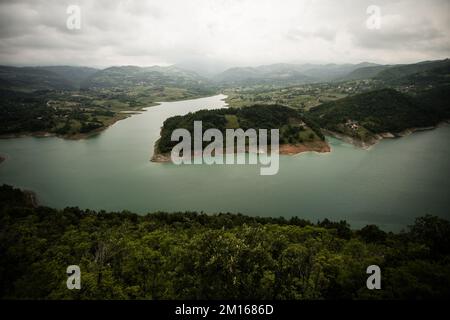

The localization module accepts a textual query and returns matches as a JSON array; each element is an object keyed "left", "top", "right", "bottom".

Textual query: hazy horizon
[{"left": 1, "top": 58, "right": 449, "bottom": 76}]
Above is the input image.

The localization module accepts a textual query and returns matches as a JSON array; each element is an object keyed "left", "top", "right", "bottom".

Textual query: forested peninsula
[{"left": 152, "top": 104, "right": 329, "bottom": 162}]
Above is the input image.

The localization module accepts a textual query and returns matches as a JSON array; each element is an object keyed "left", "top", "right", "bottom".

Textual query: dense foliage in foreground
[{"left": 1, "top": 185, "right": 450, "bottom": 300}]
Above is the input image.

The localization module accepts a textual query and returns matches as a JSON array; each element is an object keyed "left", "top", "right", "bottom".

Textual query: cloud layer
[{"left": 0, "top": 0, "right": 448, "bottom": 70}]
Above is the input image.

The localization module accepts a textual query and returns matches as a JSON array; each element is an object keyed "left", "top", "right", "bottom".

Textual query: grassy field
[
  {"left": 222, "top": 79, "right": 385, "bottom": 110},
  {"left": 0, "top": 85, "right": 216, "bottom": 138}
]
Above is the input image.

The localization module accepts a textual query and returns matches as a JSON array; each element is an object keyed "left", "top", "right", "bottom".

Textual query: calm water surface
[{"left": 1, "top": 94, "right": 449, "bottom": 231}]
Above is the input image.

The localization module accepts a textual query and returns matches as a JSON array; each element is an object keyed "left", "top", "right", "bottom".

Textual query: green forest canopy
[
  {"left": 1, "top": 185, "right": 449, "bottom": 300},
  {"left": 308, "top": 86, "right": 450, "bottom": 140},
  {"left": 157, "top": 105, "right": 325, "bottom": 153}
]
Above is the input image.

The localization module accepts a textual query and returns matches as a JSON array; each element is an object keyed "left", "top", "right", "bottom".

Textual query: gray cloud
[
  {"left": 287, "top": 27, "right": 337, "bottom": 42},
  {"left": 350, "top": 10, "right": 448, "bottom": 50},
  {"left": 0, "top": 0, "right": 448, "bottom": 69}
]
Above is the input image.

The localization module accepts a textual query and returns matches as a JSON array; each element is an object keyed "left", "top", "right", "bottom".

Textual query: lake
[{"left": 0, "top": 94, "right": 449, "bottom": 231}]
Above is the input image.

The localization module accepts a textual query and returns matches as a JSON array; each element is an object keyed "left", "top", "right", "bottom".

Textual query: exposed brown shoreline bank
[
  {"left": 151, "top": 140, "right": 331, "bottom": 163},
  {"left": 279, "top": 140, "right": 330, "bottom": 155}
]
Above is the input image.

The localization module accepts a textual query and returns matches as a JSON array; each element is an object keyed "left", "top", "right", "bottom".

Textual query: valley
[
  {"left": 1, "top": 59, "right": 448, "bottom": 146},
  {"left": 0, "top": 65, "right": 216, "bottom": 138}
]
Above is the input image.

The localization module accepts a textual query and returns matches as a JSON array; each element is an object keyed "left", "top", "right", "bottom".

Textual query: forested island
[
  {"left": 152, "top": 104, "right": 329, "bottom": 162},
  {"left": 1, "top": 184, "right": 449, "bottom": 299}
]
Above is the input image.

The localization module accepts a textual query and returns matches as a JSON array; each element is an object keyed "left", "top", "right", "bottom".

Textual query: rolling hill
[
  {"left": 37, "top": 66, "right": 98, "bottom": 89},
  {"left": 375, "top": 59, "right": 450, "bottom": 83},
  {"left": 342, "top": 59, "right": 450, "bottom": 84},
  {"left": 309, "top": 87, "right": 450, "bottom": 142},
  {"left": 214, "top": 62, "right": 380, "bottom": 86},
  {"left": 0, "top": 65, "right": 213, "bottom": 94},
  {"left": 342, "top": 65, "right": 392, "bottom": 81},
  {"left": 0, "top": 66, "right": 76, "bottom": 91},
  {"left": 214, "top": 64, "right": 314, "bottom": 86},
  {"left": 81, "top": 65, "right": 209, "bottom": 90}
]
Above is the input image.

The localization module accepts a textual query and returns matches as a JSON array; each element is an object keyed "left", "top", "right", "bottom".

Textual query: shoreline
[
  {"left": 0, "top": 105, "right": 152, "bottom": 141},
  {"left": 324, "top": 121, "right": 450, "bottom": 149},
  {"left": 150, "top": 121, "right": 450, "bottom": 163},
  {"left": 323, "top": 130, "right": 380, "bottom": 149},
  {"left": 150, "top": 140, "right": 331, "bottom": 163},
  {"left": 0, "top": 93, "right": 221, "bottom": 141},
  {"left": 279, "top": 140, "right": 330, "bottom": 155},
  {"left": 0, "top": 113, "right": 135, "bottom": 141}
]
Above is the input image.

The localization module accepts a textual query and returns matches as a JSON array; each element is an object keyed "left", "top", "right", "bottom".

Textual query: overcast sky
[{"left": 0, "top": 0, "right": 449, "bottom": 72}]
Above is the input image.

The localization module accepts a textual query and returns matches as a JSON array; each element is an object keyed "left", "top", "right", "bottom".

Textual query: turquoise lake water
[{"left": 1, "top": 94, "right": 449, "bottom": 231}]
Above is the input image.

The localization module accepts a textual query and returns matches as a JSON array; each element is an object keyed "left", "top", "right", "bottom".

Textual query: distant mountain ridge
[
  {"left": 214, "top": 59, "right": 450, "bottom": 86},
  {"left": 0, "top": 59, "right": 448, "bottom": 92},
  {"left": 0, "top": 65, "right": 209, "bottom": 92},
  {"left": 0, "top": 66, "right": 75, "bottom": 91},
  {"left": 342, "top": 59, "right": 450, "bottom": 83},
  {"left": 342, "top": 65, "right": 393, "bottom": 81},
  {"left": 213, "top": 62, "right": 380, "bottom": 85},
  {"left": 214, "top": 64, "right": 314, "bottom": 85},
  {"left": 36, "top": 66, "right": 98, "bottom": 89},
  {"left": 81, "top": 65, "right": 208, "bottom": 90}
]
